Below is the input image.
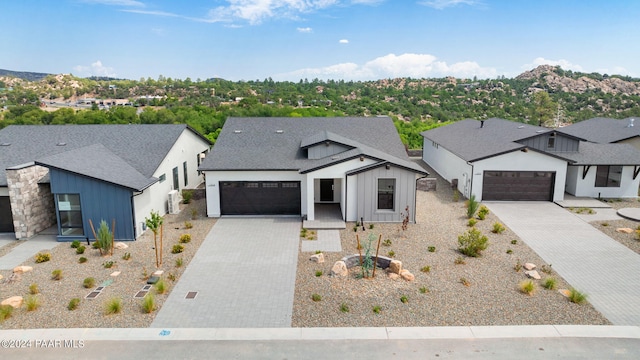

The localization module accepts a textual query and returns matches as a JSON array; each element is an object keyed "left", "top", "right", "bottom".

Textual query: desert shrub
[
  {"left": 372, "top": 305, "right": 381, "bottom": 314},
  {"left": 340, "top": 303, "right": 350, "bottom": 313},
  {"left": 141, "top": 293, "right": 156, "bottom": 313},
  {"left": 167, "top": 273, "right": 177, "bottom": 282},
  {"left": 369, "top": 224, "right": 374, "bottom": 229},
  {"left": 83, "top": 277, "right": 95, "bottom": 289},
  {"left": 467, "top": 218, "right": 477, "bottom": 227},
  {"left": 382, "top": 239, "right": 392, "bottom": 247},
  {"left": 103, "top": 261, "right": 115, "bottom": 269},
  {"left": 466, "top": 194, "right": 479, "bottom": 219},
  {"left": 460, "top": 278, "right": 471, "bottom": 286},
  {"left": 540, "top": 264, "right": 553, "bottom": 274},
  {"left": 420, "top": 266, "right": 431, "bottom": 273},
  {"left": 92, "top": 242, "right": 100, "bottom": 249},
  {"left": 67, "top": 298, "right": 80, "bottom": 311},
  {"left": 122, "top": 252, "right": 131, "bottom": 260},
  {"left": 311, "top": 293, "right": 322, "bottom": 302},
  {"left": 452, "top": 189, "right": 460, "bottom": 202},
  {"left": 104, "top": 297, "right": 122, "bottom": 315},
  {"left": 428, "top": 246, "right": 436, "bottom": 253},
  {"left": 184, "top": 221, "right": 193, "bottom": 229},
  {"left": 419, "top": 286, "right": 429, "bottom": 294},
  {"left": 400, "top": 295, "right": 408, "bottom": 303},
  {"left": 51, "top": 269, "right": 63, "bottom": 280},
  {"left": 454, "top": 256, "right": 466, "bottom": 265},
  {"left": 179, "top": 234, "right": 191, "bottom": 243},
  {"left": 458, "top": 228, "right": 489, "bottom": 257},
  {"left": 35, "top": 252, "right": 51, "bottom": 263},
  {"left": 70, "top": 240, "right": 80, "bottom": 249},
  {"left": 25, "top": 295, "right": 40, "bottom": 311},
  {"left": 0, "top": 305, "right": 14, "bottom": 322},
  {"left": 175, "top": 257, "right": 184, "bottom": 267},
  {"left": 519, "top": 280, "right": 536, "bottom": 295},
  {"left": 76, "top": 245, "right": 86, "bottom": 254},
  {"left": 506, "top": 249, "right": 513, "bottom": 254},
  {"left": 387, "top": 250, "right": 396, "bottom": 258},
  {"left": 29, "top": 283, "right": 39, "bottom": 295},
  {"left": 491, "top": 222, "right": 506, "bottom": 234},
  {"left": 190, "top": 209, "right": 198, "bottom": 220},
  {"left": 511, "top": 239, "right": 518, "bottom": 245},
  {"left": 154, "top": 278, "right": 167, "bottom": 294},
  {"left": 477, "top": 205, "right": 489, "bottom": 220},
  {"left": 315, "top": 270, "right": 323, "bottom": 277},
  {"left": 172, "top": 244, "right": 184, "bottom": 254},
  {"left": 568, "top": 288, "right": 588, "bottom": 304},
  {"left": 78, "top": 257, "right": 88, "bottom": 264},
  {"left": 542, "top": 277, "right": 557, "bottom": 290},
  {"left": 96, "top": 220, "right": 113, "bottom": 254},
  {"left": 182, "top": 190, "right": 193, "bottom": 204}
]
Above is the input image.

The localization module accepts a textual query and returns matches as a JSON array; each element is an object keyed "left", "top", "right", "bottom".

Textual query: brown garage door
[
  {"left": 220, "top": 181, "right": 301, "bottom": 215},
  {"left": 0, "top": 196, "right": 13, "bottom": 232},
  {"left": 482, "top": 171, "right": 555, "bottom": 201}
]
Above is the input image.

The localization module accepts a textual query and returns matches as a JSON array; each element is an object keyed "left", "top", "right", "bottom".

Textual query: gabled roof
[
  {"left": 35, "top": 144, "right": 157, "bottom": 191},
  {"left": 199, "top": 117, "right": 427, "bottom": 175},
  {"left": 558, "top": 117, "right": 640, "bottom": 143},
  {"left": 420, "top": 118, "right": 554, "bottom": 162},
  {"left": 562, "top": 142, "right": 640, "bottom": 166},
  {"left": 0, "top": 124, "right": 210, "bottom": 187}
]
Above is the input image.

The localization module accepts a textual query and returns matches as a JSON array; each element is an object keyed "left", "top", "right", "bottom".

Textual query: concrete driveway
[
  {"left": 152, "top": 217, "right": 300, "bottom": 328},
  {"left": 485, "top": 202, "right": 640, "bottom": 326}
]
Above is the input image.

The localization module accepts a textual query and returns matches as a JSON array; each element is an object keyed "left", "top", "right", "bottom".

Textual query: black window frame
[
  {"left": 377, "top": 178, "right": 395, "bottom": 211},
  {"left": 595, "top": 165, "right": 622, "bottom": 187}
]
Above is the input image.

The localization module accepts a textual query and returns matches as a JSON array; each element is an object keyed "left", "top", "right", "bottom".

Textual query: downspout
[
  {"left": 414, "top": 173, "right": 428, "bottom": 224},
  {"left": 344, "top": 174, "right": 348, "bottom": 221}
]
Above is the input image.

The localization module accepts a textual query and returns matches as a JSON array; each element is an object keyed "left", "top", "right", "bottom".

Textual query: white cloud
[
  {"left": 205, "top": 0, "right": 340, "bottom": 25},
  {"left": 73, "top": 61, "right": 116, "bottom": 77},
  {"left": 80, "top": 0, "right": 144, "bottom": 7},
  {"left": 275, "top": 52, "right": 497, "bottom": 81},
  {"left": 419, "top": 0, "right": 479, "bottom": 10},
  {"left": 297, "top": 27, "right": 313, "bottom": 33},
  {"left": 523, "top": 57, "right": 584, "bottom": 72},
  {"left": 339, "top": 39, "right": 349, "bottom": 44}
]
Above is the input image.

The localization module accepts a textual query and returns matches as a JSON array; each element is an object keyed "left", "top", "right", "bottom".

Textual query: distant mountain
[
  {"left": 517, "top": 65, "right": 640, "bottom": 95},
  {"left": 0, "top": 69, "right": 50, "bottom": 82}
]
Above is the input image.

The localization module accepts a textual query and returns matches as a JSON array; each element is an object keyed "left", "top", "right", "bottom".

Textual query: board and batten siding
[
  {"left": 49, "top": 168, "right": 135, "bottom": 241},
  {"left": 353, "top": 165, "right": 418, "bottom": 223},
  {"left": 518, "top": 133, "right": 579, "bottom": 153},
  {"left": 307, "top": 143, "right": 351, "bottom": 160}
]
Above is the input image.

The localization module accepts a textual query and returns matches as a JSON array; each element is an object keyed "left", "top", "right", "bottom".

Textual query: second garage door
[
  {"left": 220, "top": 181, "right": 301, "bottom": 215},
  {"left": 482, "top": 171, "right": 555, "bottom": 201}
]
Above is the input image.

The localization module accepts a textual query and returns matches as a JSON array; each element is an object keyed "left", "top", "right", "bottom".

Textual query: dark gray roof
[
  {"left": 36, "top": 144, "right": 157, "bottom": 191},
  {"left": 558, "top": 117, "right": 640, "bottom": 143},
  {"left": 0, "top": 124, "right": 208, "bottom": 187},
  {"left": 199, "top": 117, "right": 426, "bottom": 174},
  {"left": 561, "top": 142, "right": 640, "bottom": 165},
  {"left": 420, "top": 118, "right": 552, "bottom": 162}
]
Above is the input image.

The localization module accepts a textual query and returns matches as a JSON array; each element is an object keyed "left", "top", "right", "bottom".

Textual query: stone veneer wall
[{"left": 6, "top": 164, "right": 56, "bottom": 239}]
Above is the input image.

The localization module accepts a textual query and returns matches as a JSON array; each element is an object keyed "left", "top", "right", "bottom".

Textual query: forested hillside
[{"left": 1, "top": 65, "right": 639, "bottom": 148}]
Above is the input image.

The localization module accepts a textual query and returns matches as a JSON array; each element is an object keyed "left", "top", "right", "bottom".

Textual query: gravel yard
[
  {"left": 0, "top": 195, "right": 215, "bottom": 329},
  {"left": 587, "top": 200, "right": 640, "bottom": 255}
]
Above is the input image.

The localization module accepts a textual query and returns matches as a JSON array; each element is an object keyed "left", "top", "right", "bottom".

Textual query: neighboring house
[
  {"left": 199, "top": 117, "right": 428, "bottom": 223},
  {"left": 421, "top": 118, "right": 640, "bottom": 202},
  {"left": 0, "top": 124, "right": 211, "bottom": 241},
  {"left": 558, "top": 117, "right": 640, "bottom": 149}
]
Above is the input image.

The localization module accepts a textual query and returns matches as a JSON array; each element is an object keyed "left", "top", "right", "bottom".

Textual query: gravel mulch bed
[
  {"left": 0, "top": 195, "right": 215, "bottom": 329},
  {"left": 292, "top": 170, "right": 611, "bottom": 327},
  {"left": 586, "top": 198, "right": 640, "bottom": 255}
]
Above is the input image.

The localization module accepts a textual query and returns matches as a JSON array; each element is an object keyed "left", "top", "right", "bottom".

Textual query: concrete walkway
[
  {"left": 151, "top": 217, "right": 301, "bottom": 328},
  {"left": 0, "top": 235, "right": 58, "bottom": 270},
  {"left": 485, "top": 202, "right": 640, "bottom": 326}
]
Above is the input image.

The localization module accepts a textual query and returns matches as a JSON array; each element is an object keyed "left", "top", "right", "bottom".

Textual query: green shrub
[
  {"left": 540, "top": 264, "right": 553, "bottom": 274},
  {"left": 506, "top": 249, "right": 513, "bottom": 254},
  {"left": 92, "top": 241, "right": 100, "bottom": 249},
  {"left": 419, "top": 286, "right": 429, "bottom": 294},
  {"left": 190, "top": 208, "right": 198, "bottom": 220},
  {"left": 141, "top": 293, "right": 156, "bottom": 314},
  {"left": 167, "top": 273, "right": 177, "bottom": 282},
  {"left": 25, "top": 295, "right": 40, "bottom": 311},
  {"left": 467, "top": 218, "right": 477, "bottom": 227},
  {"left": 29, "top": 283, "right": 39, "bottom": 295},
  {"left": 568, "top": 288, "right": 588, "bottom": 304},
  {"left": 477, "top": 205, "right": 489, "bottom": 220},
  {"left": 519, "top": 280, "right": 536, "bottom": 295},
  {"left": 154, "top": 278, "right": 167, "bottom": 294},
  {"left": 387, "top": 250, "right": 395, "bottom": 258},
  {"left": 184, "top": 221, "right": 193, "bottom": 229},
  {"left": 491, "top": 222, "right": 506, "bottom": 234},
  {"left": 104, "top": 297, "right": 122, "bottom": 315},
  {"left": 96, "top": 220, "right": 113, "bottom": 254},
  {"left": 35, "top": 252, "right": 51, "bottom": 263},
  {"left": 67, "top": 298, "right": 80, "bottom": 311},
  {"left": 78, "top": 257, "right": 88, "bottom": 264},
  {"left": 172, "top": 244, "right": 184, "bottom": 254},
  {"left": 51, "top": 269, "right": 63, "bottom": 280},
  {"left": 458, "top": 228, "right": 489, "bottom": 257},
  {"left": 428, "top": 246, "right": 436, "bottom": 253},
  {"left": 454, "top": 256, "right": 466, "bottom": 265},
  {"left": 372, "top": 305, "right": 381, "bottom": 314},
  {"left": 460, "top": 278, "right": 471, "bottom": 286},
  {"left": 466, "top": 194, "right": 479, "bottom": 219},
  {"left": 70, "top": 240, "right": 81, "bottom": 249},
  {"left": 420, "top": 266, "right": 431, "bottom": 273},
  {"left": 0, "top": 304, "right": 14, "bottom": 322},
  {"left": 122, "top": 252, "right": 131, "bottom": 260},
  {"left": 179, "top": 234, "right": 191, "bottom": 243},
  {"left": 340, "top": 303, "right": 350, "bottom": 313},
  {"left": 542, "top": 277, "right": 557, "bottom": 290},
  {"left": 452, "top": 189, "right": 460, "bottom": 202},
  {"left": 514, "top": 259, "right": 523, "bottom": 272},
  {"left": 315, "top": 270, "right": 323, "bottom": 277},
  {"left": 511, "top": 239, "right": 518, "bottom": 245},
  {"left": 103, "top": 261, "right": 115, "bottom": 269},
  {"left": 175, "top": 257, "right": 184, "bottom": 268},
  {"left": 311, "top": 293, "right": 322, "bottom": 302},
  {"left": 182, "top": 189, "right": 193, "bottom": 204},
  {"left": 76, "top": 245, "right": 86, "bottom": 254},
  {"left": 83, "top": 277, "right": 95, "bottom": 289},
  {"left": 400, "top": 295, "right": 408, "bottom": 303},
  {"left": 382, "top": 239, "right": 392, "bottom": 247},
  {"left": 369, "top": 224, "right": 374, "bottom": 229}
]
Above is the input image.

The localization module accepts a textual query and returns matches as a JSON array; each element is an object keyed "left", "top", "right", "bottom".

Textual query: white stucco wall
[
  {"left": 422, "top": 140, "right": 473, "bottom": 197},
  {"left": 471, "top": 150, "right": 568, "bottom": 202},
  {"left": 566, "top": 165, "right": 640, "bottom": 198},
  {"left": 203, "top": 170, "right": 306, "bottom": 217}
]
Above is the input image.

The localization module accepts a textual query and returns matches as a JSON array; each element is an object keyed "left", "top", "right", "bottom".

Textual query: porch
[{"left": 303, "top": 203, "right": 346, "bottom": 230}]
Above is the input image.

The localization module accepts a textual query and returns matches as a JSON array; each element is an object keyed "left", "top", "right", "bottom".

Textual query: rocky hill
[
  {"left": 0, "top": 69, "right": 50, "bottom": 82},
  {"left": 517, "top": 65, "right": 640, "bottom": 95}
]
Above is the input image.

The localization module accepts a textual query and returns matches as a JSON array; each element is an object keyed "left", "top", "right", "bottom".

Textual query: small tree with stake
[{"left": 145, "top": 210, "right": 164, "bottom": 268}]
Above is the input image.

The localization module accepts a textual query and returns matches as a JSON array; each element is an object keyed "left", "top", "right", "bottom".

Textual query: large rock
[
  {"left": 389, "top": 260, "right": 402, "bottom": 275},
  {"left": 387, "top": 272, "right": 400, "bottom": 280},
  {"left": 0, "top": 274, "right": 3, "bottom": 281},
  {"left": 330, "top": 261, "right": 348, "bottom": 277},
  {"left": 525, "top": 270, "right": 541, "bottom": 280},
  {"left": 400, "top": 269, "right": 415, "bottom": 281},
  {"left": 616, "top": 228, "right": 634, "bottom": 234},
  {"left": 523, "top": 263, "right": 536, "bottom": 271},
  {"left": 114, "top": 242, "right": 129, "bottom": 250},
  {"left": 1, "top": 296, "right": 23, "bottom": 308},
  {"left": 309, "top": 253, "right": 324, "bottom": 263},
  {"left": 13, "top": 266, "right": 33, "bottom": 273}
]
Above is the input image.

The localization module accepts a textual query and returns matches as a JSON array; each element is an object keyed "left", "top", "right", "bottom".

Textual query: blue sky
[{"left": 2, "top": 0, "right": 639, "bottom": 81}]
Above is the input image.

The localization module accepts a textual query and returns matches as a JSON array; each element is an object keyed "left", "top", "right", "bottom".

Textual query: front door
[{"left": 320, "top": 179, "right": 334, "bottom": 202}]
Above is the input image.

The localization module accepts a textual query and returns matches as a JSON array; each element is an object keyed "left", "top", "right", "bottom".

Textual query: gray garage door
[
  {"left": 0, "top": 196, "right": 14, "bottom": 232},
  {"left": 482, "top": 171, "right": 555, "bottom": 201},
  {"left": 220, "top": 181, "right": 301, "bottom": 215}
]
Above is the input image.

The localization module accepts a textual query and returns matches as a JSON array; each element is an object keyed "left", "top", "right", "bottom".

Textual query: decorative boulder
[
  {"left": 13, "top": 266, "right": 33, "bottom": 273},
  {"left": 0, "top": 274, "right": 3, "bottom": 281},
  {"left": 387, "top": 273, "right": 400, "bottom": 280},
  {"left": 616, "top": 228, "right": 634, "bottom": 234},
  {"left": 330, "top": 261, "right": 348, "bottom": 277},
  {"left": 400, "top": 269, "right": 415, "bottom": 281},
  {"left": 114, "top": 242, "right": 129, "bottom": 250},
  {"left": 523, "top": 263, "right": 536, "bottom": 271},
  {"left": 389, "top": 260, "right": 402, "bottom": 275},
  {"left": 1, "top": 296, "right": 24, "bottom": 308},
  {"left": 309, "top": 253, "right": 325, "bottom": 263},
  {"left": 525, "top": 270, "right": 541, "bottom": 280}
]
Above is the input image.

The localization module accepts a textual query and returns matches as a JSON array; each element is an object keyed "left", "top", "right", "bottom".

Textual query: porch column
[{"left": 6, "top": 164, "right": 56, "bottom": 239}]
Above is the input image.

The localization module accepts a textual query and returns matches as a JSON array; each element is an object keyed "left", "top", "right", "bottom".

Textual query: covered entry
[
  {"left": 220, "top": 181, "right": 301, "bottom": 215},
  {"left": 0, "top": 196, "right": 13, "bottom": 232},
  {"left": 482, "top": 171, "right": 555, "bottom": 201}
]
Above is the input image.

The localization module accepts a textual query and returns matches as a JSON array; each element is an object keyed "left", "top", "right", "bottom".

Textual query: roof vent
[
  {"left": 56, "top": 142, "right": 67, "bottom": 146},
  {"left": 0, "top": 142, "right": 10, "bottom": 146},
  {"left": 233, "top": 130, "right": 242, "bottom": 134},
  {"left": 517, "top": 125, "right": 524, "bottom": 129},
  {"left": 628, "top": 118, "right": 635, "bottom": 128},
  {"left": 536, "top": 130, "right": 544, "bottom": 133},
  {"left": 275, "top": 130, "right": 284, "bottom": 134}
]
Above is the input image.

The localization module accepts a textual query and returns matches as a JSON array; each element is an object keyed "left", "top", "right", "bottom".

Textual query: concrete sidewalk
[
  {"left": 151, "top": 217, "right": 300, "bottom": 328},
  {"left": 0, "top": 236, "right": 58, "bottom": 270},
  {"left": 485, "top": 202, "right": 640, "bottom": 326}
]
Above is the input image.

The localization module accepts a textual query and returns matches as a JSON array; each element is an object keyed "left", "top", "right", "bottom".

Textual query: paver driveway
[
  {"left": 152, "top": 217, "right": 300, "bottom": 328},
  {"left": 485, "top": 202, "right": 640, "bottom": 326}
]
